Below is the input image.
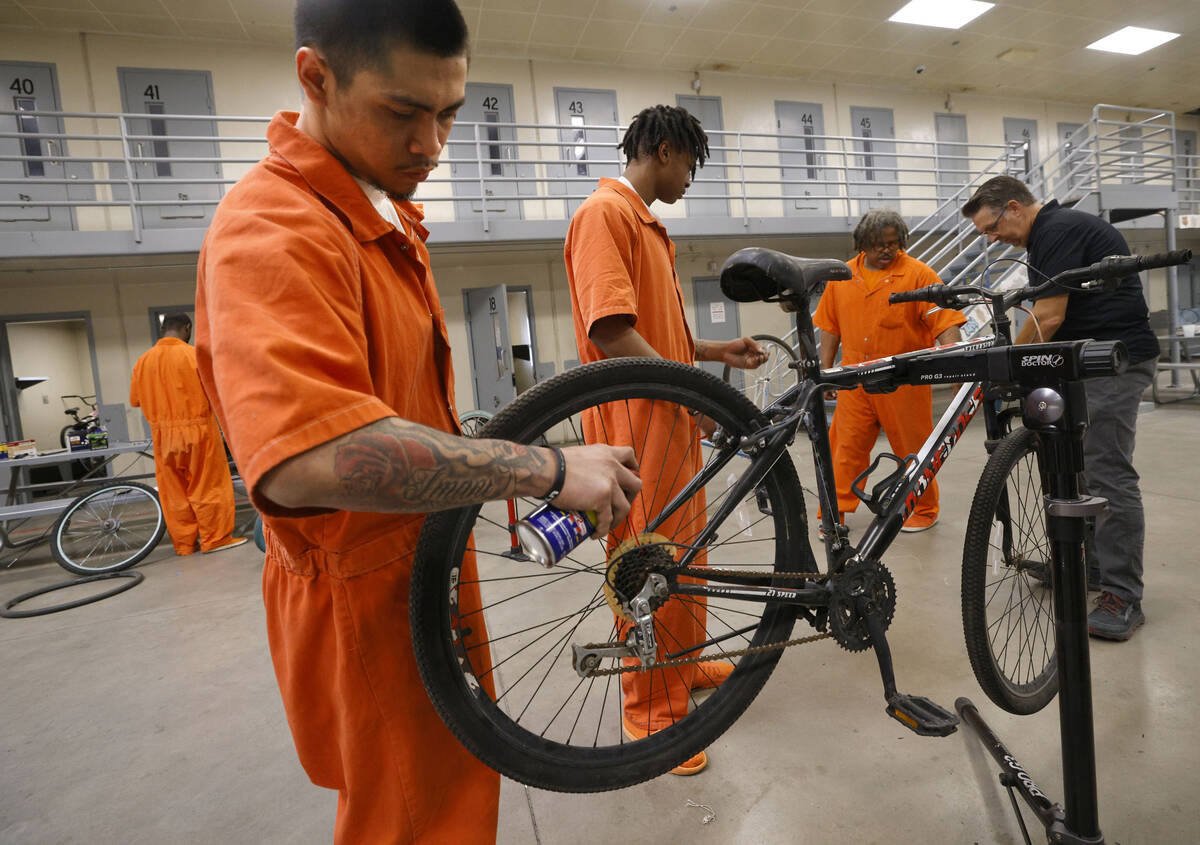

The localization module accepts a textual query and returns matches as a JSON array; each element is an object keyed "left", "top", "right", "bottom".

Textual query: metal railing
[{"left": 2, "top": 106, "right": 1033, "bottom": 240}]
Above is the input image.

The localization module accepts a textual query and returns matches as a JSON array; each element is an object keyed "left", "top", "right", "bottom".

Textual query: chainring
[
  {"left": 827, "top": 560, "right": 897, "bottom": 652},
  {"left": 603, "top": 533, "right": 677, "bottom": 622}
]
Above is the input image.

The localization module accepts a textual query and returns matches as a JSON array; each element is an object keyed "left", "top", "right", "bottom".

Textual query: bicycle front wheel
[
  {"left": 961, "top": 427, "right": 1058, "bottom": 715},
  {"left": 722, "top": 333, "right": 798, "bottom": 410},
  {"left": 52, "top": 482, "right": 166, "bottom": 576},
  {"left": 411, "top": 358, "right": 817, "bottom": 792}
]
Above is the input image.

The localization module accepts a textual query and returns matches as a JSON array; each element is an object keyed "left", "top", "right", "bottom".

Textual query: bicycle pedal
[{"left": 885, "top": 694, "right": 959, "bottom": 737}]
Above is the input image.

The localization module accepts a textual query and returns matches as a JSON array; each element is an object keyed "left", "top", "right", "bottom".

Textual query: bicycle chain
[
  {"left": 583, "top": 566, "right": 831, "bottom": 676},
  {"left": 580, "top": 630, "right": 832, "bottom": 676}
]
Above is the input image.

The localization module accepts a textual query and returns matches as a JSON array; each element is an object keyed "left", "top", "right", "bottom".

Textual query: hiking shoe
[
  {"left": 901, "top": 513, "right": 938, "bottom": 533},
  {"left": 1088, "top": 592, "right": 1145, "bottom": 641}
]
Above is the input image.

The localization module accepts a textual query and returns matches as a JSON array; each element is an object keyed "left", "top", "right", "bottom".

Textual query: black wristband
[{"left": 543, "top": 446, "right": 567, "bottom": 502}]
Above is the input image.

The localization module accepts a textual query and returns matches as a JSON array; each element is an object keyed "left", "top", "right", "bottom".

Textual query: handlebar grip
[
  {"left": 1134, "top": 249, "right": 1192, "bottom": 272},
  {"left": 888, "top": 286, "right": 936, "bottom": 305},
  {"left": 1079, "top": 340, "right": 1128, "bottom": 378}
]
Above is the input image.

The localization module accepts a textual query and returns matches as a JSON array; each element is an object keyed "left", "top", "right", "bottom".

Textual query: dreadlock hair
[
  {"left": 619, "top": 105, "right": 709, "bottom": 176},
  {"left": 295, "top": 0, "right": 469, "bottom": 86},
  {"left": 853, "top": 208, "right": 909, "bottom": 254}
]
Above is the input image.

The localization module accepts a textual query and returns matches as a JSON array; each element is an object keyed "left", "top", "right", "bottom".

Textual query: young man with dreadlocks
[
  {"left": 813, "top": 208, "right": 965, "bottom": 533},
  {"left": 564, "top": 104, "right": 767, "bottom": 776}
]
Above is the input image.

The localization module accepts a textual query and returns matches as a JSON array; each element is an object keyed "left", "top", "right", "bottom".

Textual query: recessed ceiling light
[
  {"left": 888, "top": 0, "right": 994, "bottom": 30},
  {"left": 1086, "top": 26, "right": 1180, "bottom": 55}
]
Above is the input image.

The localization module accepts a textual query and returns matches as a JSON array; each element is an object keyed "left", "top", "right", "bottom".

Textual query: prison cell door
[
  {"left": 552, "top": 87, "right": 619, "bottom": 217},
  {"left": 0, "top": 61, "right": 73, "bottom": 231},
  {"left": 776, "top": 101, "right": 831, "bottom": 218},
  {"left": 848, "top": 106, "right": 898, "bottom": 214},
  {"left": 117, "top": 67, "right": 221, "bottom": 229},
  {"left": 676, "top": 94, "right": 728, "bottom": 217},
  {"left": 464, "top": 284, "right": 516, "bottom": 412}
]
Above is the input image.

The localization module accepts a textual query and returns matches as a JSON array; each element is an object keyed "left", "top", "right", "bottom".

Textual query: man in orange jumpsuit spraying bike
[
  {"left": 129, "top": 312, "right": 244, "bottom": 556},
  {"left": 566, "top": 104, "right": 768, "bottom": 776},
  {"left": 194, "top": 1, "right": 640, "bottom": 842},
  {"left": 814, "top": 209, "right": 965, "bottom": 533}
]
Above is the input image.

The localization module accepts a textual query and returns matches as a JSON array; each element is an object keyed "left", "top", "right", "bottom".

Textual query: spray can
[{"left": 516, "top": 503, "right": 598, "bottom": 568}]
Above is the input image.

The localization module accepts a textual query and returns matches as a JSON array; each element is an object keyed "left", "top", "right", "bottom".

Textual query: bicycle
[
  {"left": 720, "top": 333, "right": 798, "bottom": 410},
  {"left": 408, "top": 244, "right": 1188, "bottom": 840},
  {"left": 59, "top": 394, "right": 103, "bottom": 450}
]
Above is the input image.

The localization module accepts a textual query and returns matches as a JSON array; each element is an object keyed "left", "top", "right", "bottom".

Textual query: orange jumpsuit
[
  {"left": 194, "top": 112, "right": 498, "bottom": 844},
  {"left": 129, "top": 336, "right": 236, "bottom": 554},
  {"left": 565, "top": 177, "right": 708, "bottom": 732},
  {"left": 813, "top": 251, "right": 966, "bottom": 520}
]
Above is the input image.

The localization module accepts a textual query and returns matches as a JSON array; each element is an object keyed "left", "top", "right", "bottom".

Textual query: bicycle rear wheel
[
  {"left": 722, "top": 333, "right": 798, "bottom": 410},
  {"left": 961, "top": 427, "right": 1058, "bottom": 715},
  {"left": 52, "top": 482, "right": 166, "bottom": 576},
  {"left": 411, "top": 358, "right": 818, "bottom": 792}
]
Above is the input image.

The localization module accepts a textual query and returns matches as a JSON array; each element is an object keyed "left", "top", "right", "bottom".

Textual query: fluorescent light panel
[
  {"left": 888, "top": 0, "right": 994, "bottom": 30},
  {"left": 1086, "top": 26, "right": 1180, "bottom": 56}
]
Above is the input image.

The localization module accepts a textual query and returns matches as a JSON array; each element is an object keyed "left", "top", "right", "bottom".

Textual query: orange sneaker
[
  {"left": 621, "top": 718, "right": 709, "bottom": 776},
  {"left": 690, "top": 660, "right": 734, "bottom": 690},
  {"left": 901, "top": 513, "right": 938, "bottom": 533}
]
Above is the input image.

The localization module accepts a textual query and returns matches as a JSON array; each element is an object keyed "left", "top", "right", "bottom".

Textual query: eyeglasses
[{"left": 982, "top": 206, "right": 1008, "bottom": 235}]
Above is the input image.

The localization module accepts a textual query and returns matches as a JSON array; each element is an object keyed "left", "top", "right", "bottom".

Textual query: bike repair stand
[{"left": 957, "top": 383, "right": 1107, "bottom": 845}]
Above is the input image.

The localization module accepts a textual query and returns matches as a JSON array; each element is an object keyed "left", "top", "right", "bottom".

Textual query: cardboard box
[{"left": 7, "top": 440, "right": 37, "bottom": 458}]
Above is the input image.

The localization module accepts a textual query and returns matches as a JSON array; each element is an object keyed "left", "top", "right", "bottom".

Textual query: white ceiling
[{"left": 1, "top": 0, "right": 1197, "bottom": 111}]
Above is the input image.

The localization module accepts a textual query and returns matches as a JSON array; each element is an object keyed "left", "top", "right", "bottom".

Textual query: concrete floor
[{"left": 2, "top": 401, "right": 1199, "bottom": 844}]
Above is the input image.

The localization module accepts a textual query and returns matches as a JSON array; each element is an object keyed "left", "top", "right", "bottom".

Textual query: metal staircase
[{"left": 906, "top": 105, "right": 1183, "bottom": 341}]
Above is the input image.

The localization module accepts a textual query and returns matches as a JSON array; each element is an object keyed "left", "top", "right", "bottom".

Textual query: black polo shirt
[{"left": 1026, "top": 200, "right": 1160, "bottom": 364}]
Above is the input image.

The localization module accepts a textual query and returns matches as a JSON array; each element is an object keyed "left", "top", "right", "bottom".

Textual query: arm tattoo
[{"left": 333, "top": 421, "right": 552, "bottom": 512}]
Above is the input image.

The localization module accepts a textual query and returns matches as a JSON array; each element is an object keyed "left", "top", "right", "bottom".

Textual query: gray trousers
[{"left": 1081, "top": 358, "right": 1156, "bottom": 602}]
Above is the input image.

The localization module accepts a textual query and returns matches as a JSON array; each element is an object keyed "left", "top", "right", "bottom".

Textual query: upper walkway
[{"left": 2, "top": 103, "right": 1195, "bottom": 260}]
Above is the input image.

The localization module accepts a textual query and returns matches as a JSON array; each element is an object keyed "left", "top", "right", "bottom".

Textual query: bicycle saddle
[{"left": 720, "top": 248, "right": 852, "bottom": 304}]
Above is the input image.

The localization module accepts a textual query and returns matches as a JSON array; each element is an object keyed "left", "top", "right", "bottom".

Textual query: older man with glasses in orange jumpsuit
[{"left": 814, "top": 208, "right": 966, "bottom": 533}]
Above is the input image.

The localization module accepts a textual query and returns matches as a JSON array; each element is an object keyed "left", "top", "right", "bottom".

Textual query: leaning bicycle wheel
[
  {"left": 722, "top": 333, "right": 798, "bottom": 410},
  {"left": 961, "top": 427, "right": 1058, "bottom": 715},
  {"left": 52, "top": 481, "right": 166, "bottom": 576},
  {"left": 411, "top": 358, "right": 817, "bottom": 792},
  {"left": 458, "top": 409, "right": 493, "bottom": 438}
]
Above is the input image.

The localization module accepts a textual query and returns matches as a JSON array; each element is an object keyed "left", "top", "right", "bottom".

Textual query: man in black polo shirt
[{"left": 963, "top": 175, "right": 1159, "bottom": 641}]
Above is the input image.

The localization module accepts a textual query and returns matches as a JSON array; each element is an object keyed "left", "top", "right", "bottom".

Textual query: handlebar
[{"left": 888, "top": 249, "right": 1193, "bottom": 309}]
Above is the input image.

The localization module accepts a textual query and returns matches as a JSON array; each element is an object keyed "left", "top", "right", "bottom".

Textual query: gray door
[
  {"left": 552, "top": 88, "right": 619, "bottom": 216},
  {"left": 934, "top": 113, "right": 968, "bottom": 206},
  {"left": 1003, "top": 118, "right": 1040, "bottom": 183},
  {"left": 116, "top": 68, "right": 221, "bottom": 229},
  {"left": 464, "top": 284, "right": 516, "bottom": 412},
  {"left": 676, "top": 94, "right": 728, "bottom": 217},
  {"left": 1057, "top": 122, "right": 1087, "bottom": 196},
  {"left": 848, "top": 106, "right": 898, "bottom": 214},
  {"left": 1178, "top": 129, "right": 1197, "bottom": 208},
  {"left": 775, "top": 101, "right": 830, "bottom": 217},
  {"left": 0, "top": 62, "right": 73, "bottom": 231},
  {"left": 448, "top": 83, "right": 520, "bottom": 221},
  {"left": 1118, "top": 125, "right": 1144, "bottom": 184},
  {"left": 692, "top": 276, "right": 740, "bottom": 387}
]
